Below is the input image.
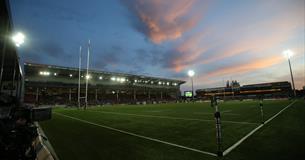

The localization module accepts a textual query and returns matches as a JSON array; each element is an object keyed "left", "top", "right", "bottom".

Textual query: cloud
[
  {"left": 121, "top": 0, "right": 205, "bottom": 43},
  {"left": 203, "top": 55, "right": 285, "bottom": 79},
  {"left": 159, "top": 0, "right": 304, "bottom": 74},
  {"left": 92, "top": 45, "right": 123, "bottom": 69},
  {"left": 166, "top": 30, "right": 210, "bottom": 72}
]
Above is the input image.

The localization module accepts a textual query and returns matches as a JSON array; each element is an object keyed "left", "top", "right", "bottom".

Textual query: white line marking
[
  {"left": 54, "top": 112, "right": 217, "bottom": 157},
  {"left": 144, "top": 110, "right": 167, "bottom": 113},
  {"left": 223, "top": 100, "right": 297, "bottom": 156},
  {"left": 89, "top": 110, "right": 256, "bottom": 125},
  {"left": 193, "top": 112, "right": 240, "bottom": 116}
]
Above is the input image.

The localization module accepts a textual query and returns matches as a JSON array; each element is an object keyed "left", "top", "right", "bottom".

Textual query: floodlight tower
[
  {"left": 283, "top": 49, "right": 296, "bottom": 97},
  {"left": 12, "top": 32, "right": 25, "bottom": 47},
  {"left": 0, "top": 32, "right": 25, "bottom": 95},
  {"left": 188, "top": 70, "right": 195, "bottom": 102}
]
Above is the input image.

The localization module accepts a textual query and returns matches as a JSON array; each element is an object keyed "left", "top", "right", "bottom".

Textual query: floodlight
[
  {"left": 39, "top": 71, "right": 50, "bottom": 76},
  {"left": 85, "top": 74, "right": 91, "bottom": 79},
  {"left": 120, "top": 78, "right": 126, "bottom": 82},
  {"left": 54, "top": 73, "right": 57, "bottom": 76},
  {"left": 12, "top": 32, "right": 25, "bottom": 47},
  {"left": 283, "top": 49, "right": 293, "bottom": 59},
  {"left": 99, "top": 76, "right": 103, "bottom": 80},
  {"left": 111, "top": 77, "right": 116, "bottom": 81},
  {"left": 166, "top": 82, "right": 170, "bottom": 85},
  {"left": 69, "top": 74, "right": 73, "bottom": 77},
  {"left": 283, "top": 49, "right": 296, "bottom": 97},
  {"left": 188, "top": 70, "right": 195, "bottom": 77},
  {"left": 158, "top": 81, "right": 162, "bottom": 85},
  {"left": 134, "top": 79, "right": 137, "bottom": 83}
]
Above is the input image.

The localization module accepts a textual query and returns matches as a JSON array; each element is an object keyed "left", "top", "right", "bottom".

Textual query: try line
[{"left": 54, "top": 112, "right": 218, "bottom": 157}]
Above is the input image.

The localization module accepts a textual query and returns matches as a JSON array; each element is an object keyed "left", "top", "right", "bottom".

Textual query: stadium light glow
[
  {"left": 54, "top": 73, "right": 57, "bottom": 76},
  {"left": 119, "top": 78, "right": 126, "bottom": 82},
  {"left": 85, "top": 74, "right": 91, "bottom": 80},
  {"left": 283, "top": 49, "right": 293, "bottom": 59},
  {"left": 39, "top": 71, "right": 50, "bottom": 76},
  {"left": 69, "top": 74, "right": 73, "bottom": 77},
  {"left": 111, "top": 77, "right": 116, "bottom": 81},
  {"left": 134, "top": 79, "right": 137, "bottom": 83},
  {"left": 166, "top": 82, "right": 170, "bottom": 85},
  {"left": 99, "top": 76, "right": 103, "bottom": 80},
  {"left": 158, "top": 81, "right": 162, "bottom": 85},
  {"left": 12, "top": 32, "right": 25, "bottom": 47},
  {"left": 188, "top": 70, "right": 195, "bottom": 77}
]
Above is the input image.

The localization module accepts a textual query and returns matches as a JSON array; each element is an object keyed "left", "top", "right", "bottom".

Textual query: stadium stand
[
  {"left": 24, "top": 63, "right": 185, "bottom": 105},
  {"left": 196, "top": 80, "right": 293, "bottom": 100}
]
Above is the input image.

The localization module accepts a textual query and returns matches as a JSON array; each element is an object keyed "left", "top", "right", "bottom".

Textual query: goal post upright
[
  {"left": 85, "top": 40, "right": 90, "bottom": 110},
  {"left": 78, "top": 46, "right": 82, "bottom": 109}
]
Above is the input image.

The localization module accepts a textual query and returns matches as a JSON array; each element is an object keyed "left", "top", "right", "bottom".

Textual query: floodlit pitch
[{"left": 40, "top": 99, "right": 305, "bottom": 160}]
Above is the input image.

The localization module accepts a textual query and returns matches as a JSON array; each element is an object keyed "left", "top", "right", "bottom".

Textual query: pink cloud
[
  {"left": 123, "top": 0, "right": 205, "bottom": 43},
  {"left": 202, "top": 55, "right": 285, "bottom": 80}
]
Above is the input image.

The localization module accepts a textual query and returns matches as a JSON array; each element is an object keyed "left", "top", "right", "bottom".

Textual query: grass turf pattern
[{"left": 39, "top": 99, "right": 304, "bottom": 160}]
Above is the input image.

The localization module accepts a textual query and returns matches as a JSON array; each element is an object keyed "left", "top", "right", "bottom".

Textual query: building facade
[{"left": 196, "top": 81, "right": 292, "bottom": 100}]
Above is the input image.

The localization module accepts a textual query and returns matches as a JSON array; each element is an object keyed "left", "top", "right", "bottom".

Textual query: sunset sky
[{"left": 10, "top": 0, "right": 304, "bottom": 91}]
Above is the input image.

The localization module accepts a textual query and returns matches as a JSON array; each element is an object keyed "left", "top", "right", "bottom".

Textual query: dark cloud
[{"left": 92, "top": 45, "right": 123, "bottom": 70}]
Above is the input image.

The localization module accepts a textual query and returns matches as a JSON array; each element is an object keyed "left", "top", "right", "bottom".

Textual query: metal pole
[
  {"left": 116, "top": 90, "right": 119, "bottom": 103},
  {"left": 69, "top": 88, "right": 72, "bottom": 101},
  {"left": 223, "top": 78, "right": 225, "bottom": 101},
  {"left": 16, "top": 68, "right": 20, "bottom": 97},
  {"left": 78, "top": 46, "right": 82, "bottom": 109},
  {"left": 11, "top": 61, "right": 16, "bottom": 96},
  {"left": 148, "top": 90, "right": 150, "bottom": 100},
  {"left": 288, "top": 58, "right": 296, "bottom": 97},
  {"left": 95, "top": 88, "right": 98, "bottom": 102},
  {"left": 85, "top": 40, "right": 90, "bottom": 109},
  {"left": 191, "top": 77, "right": 194, "bottom": 102},
  {"left": 0, "top": 21, "right": 9, "bottom": 92},
  {"left": 161, "top": 91, "right": 163, "bottom": 100},
  {"left": 36, "top": 88, "right": 39, "bottom": 102}
]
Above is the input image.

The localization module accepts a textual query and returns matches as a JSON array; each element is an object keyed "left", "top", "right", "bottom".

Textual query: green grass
[{"left": 39, "top": 99, "right": 305, "bottom": 160}]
